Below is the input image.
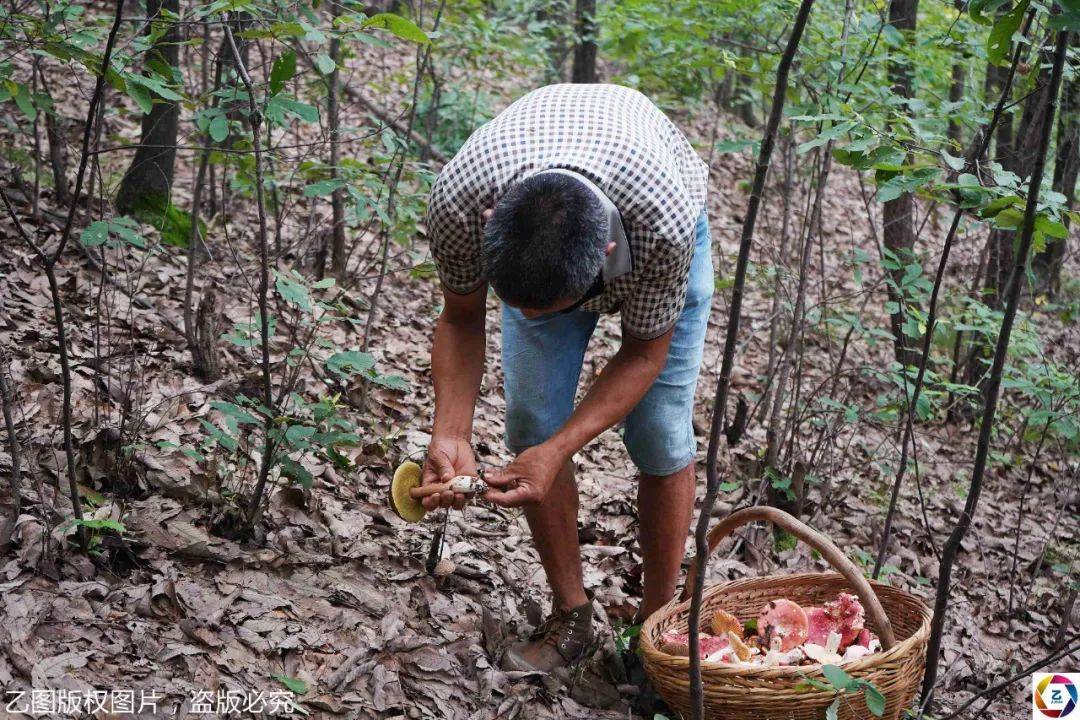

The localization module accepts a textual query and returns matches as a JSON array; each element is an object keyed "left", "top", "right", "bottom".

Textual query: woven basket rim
[{"left": 641, "top": 572, "right": 932, "bottom": 679}]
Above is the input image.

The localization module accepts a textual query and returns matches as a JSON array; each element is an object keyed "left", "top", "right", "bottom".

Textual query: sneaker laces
[
  {"left": 535, "top": 607, "right": 589, "bottom": 653},
  {"left": 532, "top": 613, "right": 568, "bottom": 648}
]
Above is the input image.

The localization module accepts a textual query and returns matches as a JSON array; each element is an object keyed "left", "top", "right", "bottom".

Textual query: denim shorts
[{"left": 501, "top": 210, "right": 713, "bottom": 476}]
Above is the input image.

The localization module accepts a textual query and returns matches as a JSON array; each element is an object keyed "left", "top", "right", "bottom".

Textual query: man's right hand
[{"left": 420, "top": 436, "right": 478, "bottom": 510}]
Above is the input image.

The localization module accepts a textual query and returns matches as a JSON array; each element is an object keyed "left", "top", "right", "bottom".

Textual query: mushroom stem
[{"left": 408, "top": 475, "right": 486, "bottom": 499}]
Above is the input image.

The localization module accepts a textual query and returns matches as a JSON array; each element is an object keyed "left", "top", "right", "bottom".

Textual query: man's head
[{"left": 483, "top": 172, "right": 608, "bottom": 316}]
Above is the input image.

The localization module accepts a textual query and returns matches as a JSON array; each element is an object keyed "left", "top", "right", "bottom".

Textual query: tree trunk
[
  {"left": 954, "top": 46, "right": 1027, "bottom": 388},
  {"left": 114, "top": 0, "right": 180, "bottom": 215},
  {"left": 731, "top": 73, "right": 761, "bottom": 128},
  {"left": 946, "top": 0, "right": 966, "bottom": 147},
  {"left": 214, "top": 12, "right": 251, "bottom": 217},
  {"left": 991, "top": 61, "right": 1017, "bottom": 169},
  {"left": 882, "top": 0, "right": 920, "bottom": 368},
  {"left": 37, "top": 63, "right": 70, "bottom": 208},
  {"left": 328, "top": 1, "right": 348, "bottom": 279},
  {"left": 570, "top": 0, "right": 597, "bottom": 83},
  {"left": 717, "top": 34, "right": 736, "bottom": 110},
  {"left": 921, "top": 30, "right": 1069, "bottom": 706},
  {"left": 686, "top": 0, "right": 818, "bottom": 714},
  {"left": 537, "top": 1, "right": 572, "bottom": 82},
  {"left": 947, "top": 61, "right": 965, "bottom": 146},
  {"left": 1033, "top": 42, "right": 1078, "bottom": 296},
  {"left": 985, "top": 46, "right": 1055, "bottom": 309}
]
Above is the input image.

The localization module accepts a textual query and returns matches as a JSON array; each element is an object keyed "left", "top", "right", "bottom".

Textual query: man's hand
[
  {"left": 484, "top": 443, "right": 565, "bottom": 508},
  {"left": 421, "top": 436, "right": 478, "bottom": 510}
]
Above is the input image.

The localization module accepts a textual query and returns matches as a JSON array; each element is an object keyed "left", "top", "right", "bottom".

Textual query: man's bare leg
[
  {"left": 637, "top": 462, "right": 696, "bottom": 619},
  {"left": 523, "top": 458, "right": 589, "bottom": 611}
]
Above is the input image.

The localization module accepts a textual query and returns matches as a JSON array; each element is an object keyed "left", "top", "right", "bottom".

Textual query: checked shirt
[{"left": 427, "top": 83, "right": 709, "bottom": 340}]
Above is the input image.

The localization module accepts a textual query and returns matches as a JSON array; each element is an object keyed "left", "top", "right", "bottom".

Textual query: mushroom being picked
[{"left": 388, "top": 460, "right": 489, "bottom": 523}]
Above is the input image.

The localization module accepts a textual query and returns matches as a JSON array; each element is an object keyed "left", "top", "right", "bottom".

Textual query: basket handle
[{"left": 679, "top": 506, "right": 897, "bottom": 650}]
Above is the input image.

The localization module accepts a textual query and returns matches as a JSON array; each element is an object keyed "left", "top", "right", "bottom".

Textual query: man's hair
[{"left": 483, "top": 172, "right": 607, "bottom": 309}]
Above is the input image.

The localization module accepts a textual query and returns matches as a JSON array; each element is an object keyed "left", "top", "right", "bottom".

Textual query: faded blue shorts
[{"left": 501, "top": 210, "right": 713, "bottom": 476}]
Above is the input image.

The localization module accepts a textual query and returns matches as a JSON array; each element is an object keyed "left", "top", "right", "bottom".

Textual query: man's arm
[
  {"left": 422, "top": 285, "right": 487, "bottom": 510},
  {"left": 485, "top": 328, "right": 674, "bottom": 507}
]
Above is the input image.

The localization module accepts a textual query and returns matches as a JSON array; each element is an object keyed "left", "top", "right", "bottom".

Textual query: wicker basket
[{"left": 641, "top": 507, "right": 931, "bottom": 720}]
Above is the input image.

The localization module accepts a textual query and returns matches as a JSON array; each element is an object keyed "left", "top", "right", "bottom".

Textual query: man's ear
[
  {"left": 604, "top": 240, "right": 616, "bottom": 256},
  {"left": 481, "top": 208, "right": 494, "bottom": 223}
]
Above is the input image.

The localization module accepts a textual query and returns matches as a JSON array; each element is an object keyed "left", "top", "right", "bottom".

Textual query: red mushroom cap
[
  {"left": 659, "top": 631, "right": 730, "bottom": 658},
  {"left": 805, "top": 606, "right": 836, "bottom": 646},
  {"left": 757, "top": 599, "right": 809, "bottom": 652}
]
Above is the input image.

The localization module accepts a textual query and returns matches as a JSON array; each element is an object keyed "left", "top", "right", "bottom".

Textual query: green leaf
[
  {"left": 269, "top": 50, "right": 297, "bottom": 95},
  {"left": 284, "top": 424, "right": 316, "bottom": 446},
  {"left": 881, "top": 23, "right": 904, "bottom": 46},
  {"left": 822, "top": 664, "right": 854, "bottom": 691},
  {"left": 210, "top": 400, "right": 260, "bottom": 428},
  {"left": 361, "top": 13, "right": 430, "bottom": 44},
  {"left": 270, "top": 97, "right": 319, "bottom": 123},
  {"left": 280, "top": 457, "right": 314, "bottom": 491},
  {"left": 326, "top": 350, "right": 376, "bottom": 377},
  {"left": 371, "top": 373, "right": 410, "bottom": 391},
  {"left": 315, "top": 52, "right": 336, "bottom": 75},
  {"left": 969, "top": 0, "right": 1009, "bottom": 24},
  {"left": 276, "top": 272, "right": 313, "bottom": 311},
  {"left": 992, "top": 207, "right": 1025, "bottom": 229},
  {"left": 127, "top": 72, "right": 183, "bottom": 102},
  {"left": 128, "top": 82, "right": 153, "bottom": 114},
  {"left": 1035, "top": 214, "right": 1068, "bottom": 239},
  {"left": 80, "top": 218, "right": 146, "bottom": 249},
  {"left": 208, "top": 113, "right": 229, "bottom": 143},
  {"left": 80, "top": 221, "right": 110, "bottom": 247},
  {"left": 1048, "top": 8, "right": 1080, "bottom": 30},
  {"left": 272, "top": 673, "right": 308, "bottom": 695},
  {"left": 860, "top": 681, "right": 887, "bottom": 716},
  {"left": 75, "top": 518, "right": 126, "bottom": 533},
  {"left": 987, "top": 0, "right": 1030, "bottom": 66},
  {"left": 825, "top": 698, "right": 840, "bottom": 720},
  {"left": 303, "top": 178, "right": 347, "bottom": 197},
  {"left": 13, "top": 83, "right": 35, "bottom": 119},
  {"left": 941, "top": 150, "right": 965, "bottom": 172}
]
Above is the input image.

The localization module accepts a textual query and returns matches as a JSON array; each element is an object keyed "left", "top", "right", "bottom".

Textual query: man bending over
[{"left": 421, "top": 83, "right": 712, "bottom": 673}]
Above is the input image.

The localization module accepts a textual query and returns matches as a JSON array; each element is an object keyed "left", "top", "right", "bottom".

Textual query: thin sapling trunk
[
  {"left": 872, "top": 10, "right": 1033, "bottom": 578},
  {"left": 328, "top": 1, "right": 348, "bottom": 278},
  {"left": 920, "top": 28, "right": 1070, "bottom": 707},
  {"left": 686, "top": 0, "right": 817, "bottom": 716},
  {"left": 222, "top": 17, "right": 275, "bottom": 527}
]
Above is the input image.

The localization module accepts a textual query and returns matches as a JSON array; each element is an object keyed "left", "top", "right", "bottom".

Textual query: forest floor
[{"left": 0, "top": 30, "right": 1078, "bottom": 720}]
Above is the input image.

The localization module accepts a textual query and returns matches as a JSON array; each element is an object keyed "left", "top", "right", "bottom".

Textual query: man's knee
[
  {"left": 623, "top": 415, "right": 695, "bottom": 477},
  {"left": 505, "top": 400, "right": 562, "bottom": 454}
]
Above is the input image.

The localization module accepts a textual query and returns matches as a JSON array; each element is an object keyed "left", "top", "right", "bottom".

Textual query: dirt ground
[{"left": 0, "top": 29, "right": 1077, "bottom": 720}]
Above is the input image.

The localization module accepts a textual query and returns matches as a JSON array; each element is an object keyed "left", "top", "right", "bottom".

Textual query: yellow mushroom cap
[
  {"left": 710, "top": 608, "right": 742, "bottom": 637},
  {"left": 390, "top": 461, "right": 426, "bottom": 523}
]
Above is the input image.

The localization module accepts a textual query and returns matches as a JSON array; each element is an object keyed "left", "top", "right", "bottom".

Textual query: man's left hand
[{"left": 484, "top": 443, "right": 564, "bottom": 508}]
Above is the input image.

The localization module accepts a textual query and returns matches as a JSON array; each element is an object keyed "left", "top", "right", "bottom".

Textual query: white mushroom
[
  {"left": 841, "top": 644, "right": 872, "bottom": 663},
  {"left": 448, "top": 475, "right": 488, "bottom": 494},
  {"left": 803, "top": 642, "right": 843, "bottom": 665}
]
